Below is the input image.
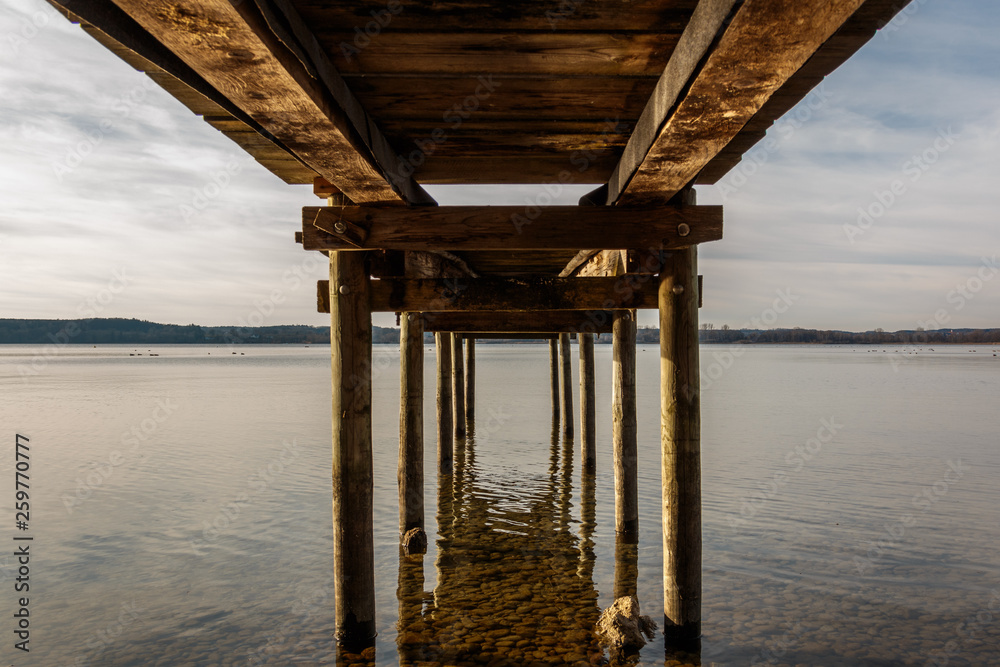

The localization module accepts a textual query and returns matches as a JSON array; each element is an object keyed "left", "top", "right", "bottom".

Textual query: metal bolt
[
  {"left": 339, "top": 285, "right": 349, "bottom": 295},
  {"left": 333, "top": 221, "right": 347, "bottom": 234},
  {"left": 672, "top": 285, "right": 684, "bottom": 295},
  {"left": 677, "top": 223, "right": 691, "bottom": 237}
]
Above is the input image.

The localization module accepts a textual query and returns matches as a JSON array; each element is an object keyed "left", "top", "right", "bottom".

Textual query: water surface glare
[{"left": 0, "top": 344, "right": 998, "bottom": 666}]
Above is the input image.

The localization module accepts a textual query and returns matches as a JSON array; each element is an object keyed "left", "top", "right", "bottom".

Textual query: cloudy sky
[{"left": 1, "top": 0, "right": 997, "bottom": 331}]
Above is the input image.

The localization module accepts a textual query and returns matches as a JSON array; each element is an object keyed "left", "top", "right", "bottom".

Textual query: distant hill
[{"left": 1, "top": 319, "right": 997, "bottom": 346}]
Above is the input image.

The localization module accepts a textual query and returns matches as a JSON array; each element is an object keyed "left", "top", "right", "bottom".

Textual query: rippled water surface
[{"left": 1, "top": 343, "right": 998, "bottom": 666}]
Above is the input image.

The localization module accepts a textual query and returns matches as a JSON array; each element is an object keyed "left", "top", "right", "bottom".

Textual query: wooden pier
[{"left": 51, "top": 0, "right": 914, "bottom": 651}]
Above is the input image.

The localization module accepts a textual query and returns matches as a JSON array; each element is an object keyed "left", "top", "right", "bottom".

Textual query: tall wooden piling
[
  {"left": 398, "top": 312, "right": 424, "bottom": 537},
  {"left": 660, "top": 247, "right": 702, "bottom": 639},
  {"left": 465, "top": 338, "right": 475, "bottom": 425},
  {"left": 452, "top": 333, "right": 465, "bottom": 438},
  {"left": 329, "top": 251, "right": 375, "bottom": 644},
  {"left": 559, "top": 333, "right": 574, "bottom": 437},
  {"left": 579, "top": 333, "right": 596, "bottom": 473},
  {"left": 435, "top": 333, "right": 453, "bottom": 473},
  {"left": 612, "top": 311, "right": 638, "bottom": 543},
  {"left": 549, "top": 339, "right": 560, "bottom": 422}
]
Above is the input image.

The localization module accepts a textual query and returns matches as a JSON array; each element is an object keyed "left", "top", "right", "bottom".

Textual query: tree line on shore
[{"left": 1, "top": 318, "right": 997, "bottom": 346}]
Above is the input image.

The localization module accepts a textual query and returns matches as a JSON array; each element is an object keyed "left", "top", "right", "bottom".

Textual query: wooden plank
[
  {"left": 371, "top": 277, "right": 660, "bottom": 312},
  {"left": 560, "top": 333, "right": 574, "bottom": 438},
  {"left": 398, "top": 312, "right": 424, "bottom": 540},
  {"left": 606, "top": 0, "right": 739, "bottom": 205},
  {"left": 459, "top": 333, "right": 559, "bottom": 341},
  {"left": 330, "top": 33, "right": 680, "bottom": 77},
  {"left": 328, "top": 251, "right": 375, "bottom": 644},
  {"left": 107, "top": 0, "right": 432, "bottom": 204},
  {"left": 612, "top": 0, "right": 868, "bottom": 205},
  {"left": 612, "top": 311, "right": 638, "bottom": 543},
  {"left": 302, "top": 205, "right": 723, "bottom": 251},
  {"left": 295, "top": 0, "right": 698, "bottom": 33},
  {"left": 660, "top": 246, "right": 702, "bottom": 639},
  {"left": 421, "top": 311, "right": 617, "bottom": 334},
  {"left": 579, "top": 333, "right": 597, "bottom": 474},
  {"left": 435, "top": 333, "right": 453, "bottom": 473}
]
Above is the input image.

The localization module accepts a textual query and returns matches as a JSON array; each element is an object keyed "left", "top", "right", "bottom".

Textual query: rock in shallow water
[{"left": 595, "top": 596, "right": 657, "bottom": 649}]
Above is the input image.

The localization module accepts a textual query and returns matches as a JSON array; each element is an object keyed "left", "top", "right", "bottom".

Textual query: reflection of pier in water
[{"left": 397, "top": 421, "right": 604, "bottom": 665}]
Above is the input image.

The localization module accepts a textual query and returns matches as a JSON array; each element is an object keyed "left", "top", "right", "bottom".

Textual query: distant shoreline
[{"left": 1, "top": 318, "right": 998, "bottom": 346}]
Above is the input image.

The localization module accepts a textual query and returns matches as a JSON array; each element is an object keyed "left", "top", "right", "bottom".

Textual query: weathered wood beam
[
  {"left": 328, "top": 251, "right": 375, "bottom": 644},
  {"left": 579, "top": 333, "right": 597, "bottom": 473},
  {"left": 612, "top": 311, "right": 639, "bottom": 544},
  {"left": 607, "top": 0, "right": 868, "bottom": 205},
  {"left": 108, "top": 0, "right": 433, "bottom": 204},
  {"left": 549, "top": 339, "right": 561, "bottom": 424},
  {"left": 451, "top": 334, "right": 465, "bottom": 439},
  {"left": 421, "top": 311, "right": 617, "bottom": 335},
  {"left": 560, "top": 333, "right": 574, "bottom": 438},
  {"left": 435, "top": 333, "right": 453, "bottom": 473},
  {"left": 317, "top": 277, "right": 659, "bottom": 313},
  {"left": 464, "top": 339, "right": 475, "bottom": 425},
  {"left": 398, "top": 312, "right": 424, "bottom": 543},
  {"left": 303, "top": 205, "right": 721, "bottom": 252},
  {"left": 459, "top": 333, "right": 559, "bottom": 341}
]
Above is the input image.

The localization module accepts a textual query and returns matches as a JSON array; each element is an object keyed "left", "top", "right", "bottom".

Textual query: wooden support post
[
  {"left": 452, "top": 334, "right": 465, "bottom": 438},
  {"left": 579, "top": 333, "right": 596, "bottom": 473},
  {"left": 465, "top": 338, "right": 476, "bottom": 425},
  {"left": 549, "top": 339, "right": 560, "bottom": 423},
  {"left": 612, "top": 311, "right": 638, "bottom": 543},
  {"left": 560, "top": 333, "right": 574, "bottom": 437},
  {"left": 435, "top": 333, "right": 453, "bottom": 473},
  {"left": 660, "top": 246, "right": 702, "bottom": 640},
  {"left": 398, "top": 312, "right": 424, "bottom": 540},
  {"left": 329, "top": 251, "right": 375, "bottom": 645}
]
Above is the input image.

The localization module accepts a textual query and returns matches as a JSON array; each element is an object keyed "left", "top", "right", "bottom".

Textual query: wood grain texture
[
  {"left": 612, "top": 310, "right": 638, "bottom": 543},
  {"left": 435, "top": 332, "right": 453, "bottom": 473},
  {"left": 303, "top": 205, "right": 723, "bottom": 252},
  {"left": 420, "top": 310, "right": 617, "bottom": 334},
  {"left": 465, "top": 338, "right": 475, "bottom": 424},
  {"left": 614, "top": 0, "right": 867, "bottom": 205},
  {"left": 451, "top": 333, "right": 466, "bottom": 438},
  {"left": 559, "top": 333, "right": 574, "bottom": 437},
  {"left": 659, "top": 246, "right": 702, "bottom": 639},
  {"left": 579, "top": 333, "right": 597, "bottom": 474},
  {"left": 549, "top": 339, "right": 560, "bottom": 422},
  {"left": 107, "top": 0, "right": 430, "bottom": 204},
  {"left": 328, "top": 251, "right": 375, "bottom": 643},
  {"left": 398, "top": 312, "right": 423, "bottom": 536}
]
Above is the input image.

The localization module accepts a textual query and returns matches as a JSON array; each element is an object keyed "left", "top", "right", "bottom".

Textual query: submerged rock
[{"left": 595, "top": 596, "right": 657, "bottom": 649}]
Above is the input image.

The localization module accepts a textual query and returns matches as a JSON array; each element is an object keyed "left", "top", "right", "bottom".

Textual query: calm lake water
[{"left": 1, "top": 343, "right": 998, "bottom": 666}]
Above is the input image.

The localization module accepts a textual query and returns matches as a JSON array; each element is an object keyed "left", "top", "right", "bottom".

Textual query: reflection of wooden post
[
  {"left": 452, "top": 334, "right": 465, "bottom": 438},
  {"left": 465, "top": 338, "right": 476, "bottom": 425},
  {"left": 560, "top": 333, "right": 574, "bottom": 437},
  {"left": 579, "top": 333, "right": 596, "bottom": 473},
  {"left": 329, "top": 251, "right": 375, "bottom": 644},
  {"left": 396, "top": 549, "right": 425, "bottom": 665},
  {"left": 435, "top": 333, "right": 453, "bottom": 473},
  {"left": 549, "top": 339, "right": 560, "bottom": 422},
  {"left": 399, "top": 313, "right": 424, "bottom": 536},
  {"left": 612, "top": 311, "right": 638, "bottom": 543},
  {"left": 660, "top": 247, "right": 702, "bottom": 640},
  {"left": 613, "top": 537, "right": 639, "bottom": 599}
]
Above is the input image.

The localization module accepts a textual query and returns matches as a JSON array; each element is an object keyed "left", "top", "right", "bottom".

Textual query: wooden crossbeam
[
  {"left": 108, "top": 0, "right": 433, "bottom": 205},
  {"left": 301, "top": 206, "right": 722, "bottom": 252},
  {"left": 607, "top": 0, "right": 869, "bottom": 205},
  {"left": 421, "top": 311, "right": 619, "bottom": 334},
  {"left": 317, "top": 277, "right": 659, "bottom": 313},
  {"left": 459, "top": 333, "right": 560, "bottom": 341}
]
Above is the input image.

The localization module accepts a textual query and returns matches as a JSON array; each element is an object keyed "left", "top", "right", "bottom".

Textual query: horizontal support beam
[
  {"left": 421, "top": 311, "right": 619, "bottom": 334},
  {"left": 317, "top": 277, "right": 659, "bottom": 313},
  {"left": 302, "top": 205, "right": 723, "bottom": 252},
  {"left": 459, "top": 333, "right": 560, "bottom": 341}
]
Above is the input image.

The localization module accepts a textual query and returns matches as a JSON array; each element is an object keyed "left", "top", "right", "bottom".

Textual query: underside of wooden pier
[{"left": 54, "top": 0, "right": 912, "bottom": 650}]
